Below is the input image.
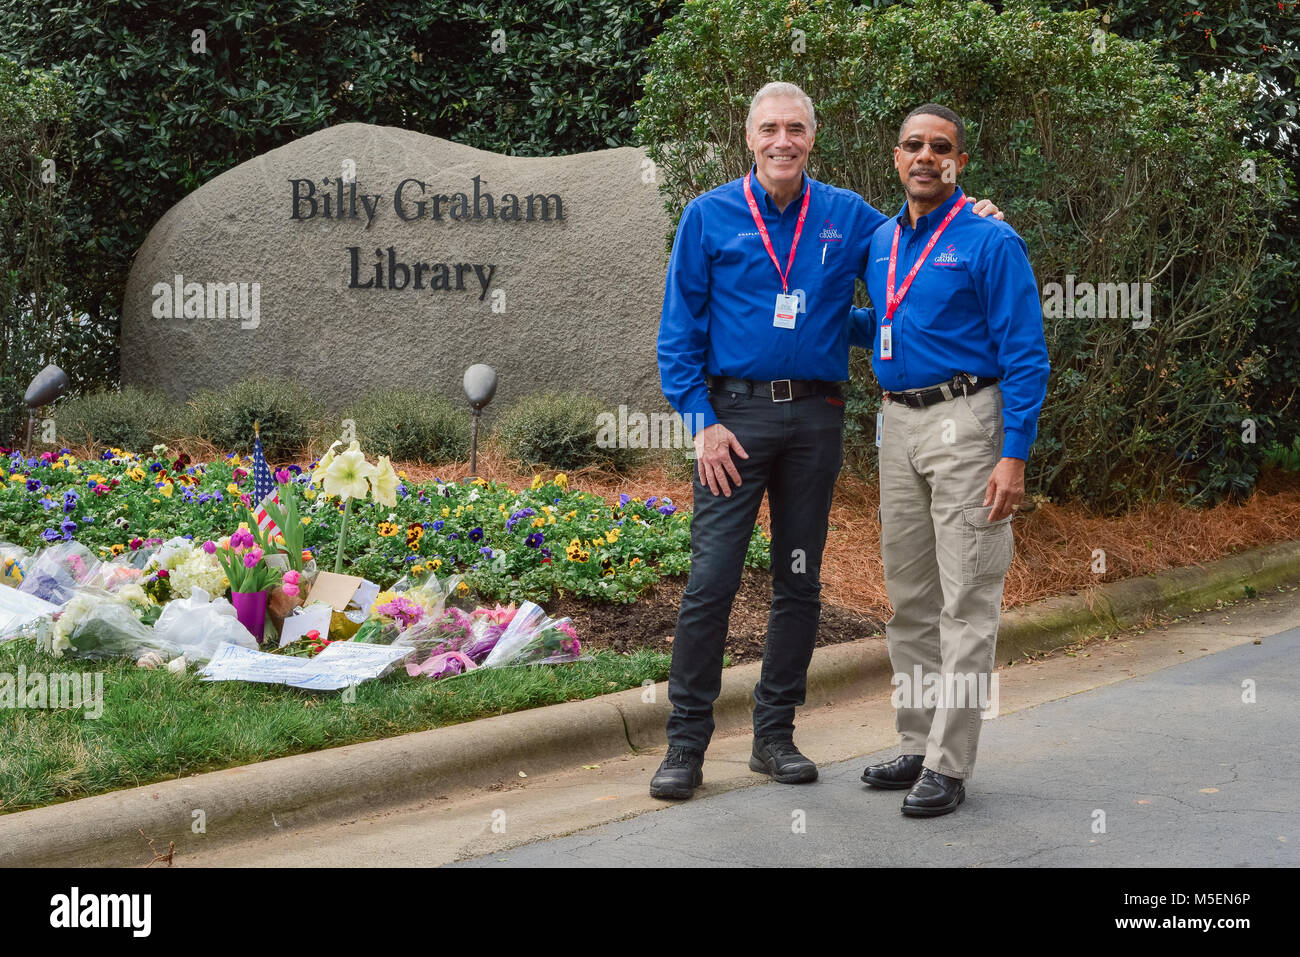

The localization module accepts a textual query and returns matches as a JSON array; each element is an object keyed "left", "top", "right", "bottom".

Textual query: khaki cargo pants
[{"left": 878, "top": 382, "right": 1013, "bottom": 779}]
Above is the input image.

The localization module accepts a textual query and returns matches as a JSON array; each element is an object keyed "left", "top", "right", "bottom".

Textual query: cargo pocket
[{"left": 960, "top": 505, "right": 1013, "bottom": 584}]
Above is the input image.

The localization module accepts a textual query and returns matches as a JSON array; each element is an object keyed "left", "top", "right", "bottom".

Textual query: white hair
[{"left": 746, "top": 81, "right": 817, "bottom": 135}]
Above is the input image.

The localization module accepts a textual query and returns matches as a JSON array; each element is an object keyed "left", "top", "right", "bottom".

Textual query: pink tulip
[
  {"left": 243, "top": 553, "right": 258, "bottom": 568},
  {"left": 282, "top": 583, "right": 299, "bottom": 597},
  {"left": 202, "top": 540, "right": 217, "bottom": 554}
]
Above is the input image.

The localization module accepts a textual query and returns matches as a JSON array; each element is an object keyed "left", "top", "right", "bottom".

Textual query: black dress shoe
[
  {"left": 749, "top": 738, "right": 818, "bottom": 784},
  {"left": 901, "top": 768, "right": 966, "bottom": 817},
  {"left": 861, "top": 753, "right": 925, "bottom": 789},
  {"left": 649, "top": 745, "right": 705, "bottom": 800}
]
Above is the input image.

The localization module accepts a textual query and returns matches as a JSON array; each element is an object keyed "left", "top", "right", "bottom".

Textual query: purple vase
[{"left": 232, "top": 590, "right": 269, "bottom": 645}]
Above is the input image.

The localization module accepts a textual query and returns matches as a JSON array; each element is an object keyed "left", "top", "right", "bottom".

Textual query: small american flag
[{"left": 252, "top": 423, "right": 281, "bottom": 539}]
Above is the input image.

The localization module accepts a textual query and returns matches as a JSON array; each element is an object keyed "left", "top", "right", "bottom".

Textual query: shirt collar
[
  {"left": 895, "top": 186, "right": 966, "bottom": 233},
  {"left": 748, "top": 165, "right": 811, "bottom": 213}
]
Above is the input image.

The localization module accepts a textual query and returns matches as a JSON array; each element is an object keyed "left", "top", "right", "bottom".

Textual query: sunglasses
[{"left": 898, "top": 139, "right": 957, "bottom": 155}]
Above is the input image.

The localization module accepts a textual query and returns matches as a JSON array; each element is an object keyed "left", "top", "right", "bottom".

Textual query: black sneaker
[
  {"left": 749, "top": 737, "right": 818, "bottom": 784},
  {"left": 649, "top": 745, "right": 705, "bottom": 800}
]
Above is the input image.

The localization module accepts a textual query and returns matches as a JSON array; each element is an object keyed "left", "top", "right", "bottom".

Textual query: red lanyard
[
  {"left": 884, "top": 194, "right": 968, "bottom": 325},
  {"left": 742, "top": 171, "right": 811, "bottom": 293}
]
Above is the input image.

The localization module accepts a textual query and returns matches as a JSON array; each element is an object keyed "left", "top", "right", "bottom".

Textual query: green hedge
[
  {"left": 181, "top": 376, "right": 324, "bottom": 460},
  {"left": 336, "top": 388, "right": 470, "bottom": 464},
  {"left": 493, "top": 391, "right": 643, "bottom": 473},
  {"left": 46, "top": 386, "right": 177, "bottom": 452}
]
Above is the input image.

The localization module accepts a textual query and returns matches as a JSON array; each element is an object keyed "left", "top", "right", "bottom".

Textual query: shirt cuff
[
  {"left": 1001, "top": 429, "right": 1032, "bottom": 461},
  {"left": 685, "top": 404, "right": 718, "bottom": 438}
]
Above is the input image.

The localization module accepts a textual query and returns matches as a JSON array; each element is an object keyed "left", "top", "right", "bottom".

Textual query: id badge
[
  {"left": 773, "top": 293, "right": 799, "bottom": 329},
  {"left": 876, "top": 411, "right": 884, "bottom": 448},
  {"left": 880, "top": 325, "right": 893, "bottom": 360}
]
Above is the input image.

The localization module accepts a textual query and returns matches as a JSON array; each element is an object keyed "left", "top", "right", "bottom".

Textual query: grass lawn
[{"left": 0, "top": 637, "right": 671, "bottom": 814}]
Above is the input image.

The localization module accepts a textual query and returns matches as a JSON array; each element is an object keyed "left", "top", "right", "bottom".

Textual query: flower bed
[{"left": 0, "top": 446, "right": 770, "bottom": 605}]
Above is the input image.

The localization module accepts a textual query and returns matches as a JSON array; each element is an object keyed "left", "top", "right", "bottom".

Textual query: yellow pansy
[
  {"left": 555, "top": 473, "right": 568, "bottom": 488},
  {"left": 227, "top": 483, "right": 239, "bottom": 494}
]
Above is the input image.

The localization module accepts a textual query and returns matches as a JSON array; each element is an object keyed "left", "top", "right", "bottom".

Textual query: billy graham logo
[
  {"left": 933, "top": 242, "right": 960, "bottom": 265},
  {"left": 818, "top": 219, "right": 843, "bottom": 242}
]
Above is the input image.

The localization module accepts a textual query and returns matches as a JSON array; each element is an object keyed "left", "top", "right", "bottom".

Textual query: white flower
[
  {"left": 323, "top": 445, "right": 377, "bottom": 501},
  {"left": 370, "top": 456, "right": 399, "bottom": 508}
]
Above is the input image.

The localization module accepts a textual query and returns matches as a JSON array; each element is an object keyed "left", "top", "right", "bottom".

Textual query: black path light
[
  {"left": 462, "top": 363, "right": 498, "bottom": 478},
  {"left": 23, "top": 365, "right": 70, "bottom": 455}
]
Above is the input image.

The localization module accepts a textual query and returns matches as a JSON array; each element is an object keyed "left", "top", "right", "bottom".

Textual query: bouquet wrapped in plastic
[
  {"left": 482, "top": 601, "right": 581, "bottom": 667},
  {"left": 41, "top": 586, "right": 182, "bottom": 662},
  {"left": 399, "top": 603, "right": 517, "bottom": 677},
  {"left": 352, "top": 572, "right": 466, "bottom": 646},
  {"left": 17, "top": 542, "right": 102, "bottom": 606}
]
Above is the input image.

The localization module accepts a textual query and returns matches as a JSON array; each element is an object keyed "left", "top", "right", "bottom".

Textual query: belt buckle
[{"left": 771, "top": 379, "right": 793, "bottom": 402}]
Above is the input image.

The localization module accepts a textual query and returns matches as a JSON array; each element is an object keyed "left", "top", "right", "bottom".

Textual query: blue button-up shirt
[
  {"left": 658, "top": 168, "right": 888, "bottom": 434},
  {"left": 850, "top": 187, "right": 1050, "bottom": 460}
]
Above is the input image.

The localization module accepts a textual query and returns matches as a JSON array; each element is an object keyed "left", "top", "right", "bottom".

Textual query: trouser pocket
[{"left": 960, "top": 505, "right": 1013, "bottom": 584}]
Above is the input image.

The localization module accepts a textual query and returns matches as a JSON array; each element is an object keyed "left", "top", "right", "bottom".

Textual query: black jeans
[{"left": 666, "top": 386, "right": 845, "bottom": 752}]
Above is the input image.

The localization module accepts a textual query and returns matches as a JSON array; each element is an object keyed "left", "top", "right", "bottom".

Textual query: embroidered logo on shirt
[
  {"left": 818, "top": 220, "right": 843, "bottom": 242},
  {"left": 933, "top": 243, "right": 961, "bottom": 266}
]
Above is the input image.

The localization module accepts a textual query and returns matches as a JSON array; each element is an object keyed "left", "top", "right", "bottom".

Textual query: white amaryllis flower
[
  {"left": 323, "top": 445, "right": 377, "bottom": 501},
  {"left": 310, "top": 440, "right": 344, "bottom": 487},
  {"left": 370, "top": 455, "right": 399, "bottom": 508}
]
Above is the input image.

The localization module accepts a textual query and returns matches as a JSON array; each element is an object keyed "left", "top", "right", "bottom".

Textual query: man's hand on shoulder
[
  {"left": 983, "top": 456, "right": 1025, "bottom": 522},
  {"left": 967, "top": 197, "right": 1005, "bottom": 221},
  {"left": 695, "top": 423, "right": 749, "bottom": 497}
]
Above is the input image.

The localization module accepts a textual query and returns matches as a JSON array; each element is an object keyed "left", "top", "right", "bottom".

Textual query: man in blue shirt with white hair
[
  {"left": 854, "top": 104, "right": 1050, "bottom": 817},
  {"left": 652, "top": 83, "right": 1004, "bottom": 801}
]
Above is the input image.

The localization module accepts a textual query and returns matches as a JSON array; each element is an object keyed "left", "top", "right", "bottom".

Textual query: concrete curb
[{"left": 3, "top": 540, "right": 1298, "bottom": 867}]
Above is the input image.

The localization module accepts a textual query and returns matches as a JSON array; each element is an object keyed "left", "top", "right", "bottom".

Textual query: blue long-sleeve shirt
[
  {"left": 658, "top": 168, "right": 888, "bottom": 435},
  {"left": 849, "top": 187, "right": 1050, "bottom": 460}
]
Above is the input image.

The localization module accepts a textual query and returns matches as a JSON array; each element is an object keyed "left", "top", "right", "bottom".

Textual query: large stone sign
[{"left": 122, "top": 123, "right": 672, "bottom": 419}]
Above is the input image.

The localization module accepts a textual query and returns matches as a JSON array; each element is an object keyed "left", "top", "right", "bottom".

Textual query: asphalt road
[{"left": 456, "top": 627, "right": 1299, "bottom": 867}]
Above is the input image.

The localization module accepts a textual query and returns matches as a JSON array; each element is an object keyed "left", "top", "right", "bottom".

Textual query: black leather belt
[
  {"left": 707, "top": 375, "right": 842, "bottom": 403},
  {"left": 884, "top": 373, "right": 999, "bottom": 409}
]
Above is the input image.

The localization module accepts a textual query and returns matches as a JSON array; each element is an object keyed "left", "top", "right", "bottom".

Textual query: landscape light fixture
[
  {"left": 23, "top": 364, "right": 70, "bottom": 455},
  {"left": 462, "top": 363, "right": 498, "bottom": 478}
]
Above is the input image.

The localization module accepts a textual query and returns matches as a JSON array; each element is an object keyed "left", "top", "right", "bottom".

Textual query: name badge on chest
[
  {"left": 880, "top": 325, "right": 893, "bottom": 359},
  {"left": 773, "top": 292, "right": 799, "bottom": 330}
]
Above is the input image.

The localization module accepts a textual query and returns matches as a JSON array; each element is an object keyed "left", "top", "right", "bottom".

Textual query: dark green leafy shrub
[
  {"left": 46, "top": 386, "right": 177, "bottom": 453},
  {"left": 182, "top": 377, "right": 323, "bottom": 459},
  {"left": 339, "top": 389, "right": 470, "bottom": 464},
  {"left": 493, "top": 392, "right": 642, "bottom": 472}
]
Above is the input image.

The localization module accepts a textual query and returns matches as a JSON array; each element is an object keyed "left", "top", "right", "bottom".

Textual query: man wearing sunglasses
[
  {"left": 651, "top": 85, "right": 1004, "bottom": 801},
  {"left": 852, "top": 104, "right": 1050, "bottom": 816}
]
